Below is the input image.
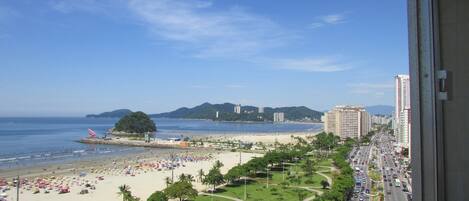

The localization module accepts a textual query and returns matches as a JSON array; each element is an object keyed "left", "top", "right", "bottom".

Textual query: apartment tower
[
  {"left": 395, "top": 75, "right": 411, "bottom": 148},
  {"left": 323, "top": 105, "right": 371, "bottom": 139}
]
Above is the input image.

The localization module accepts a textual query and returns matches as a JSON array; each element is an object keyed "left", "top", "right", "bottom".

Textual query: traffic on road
[{"left": 348, "top": 131, "right": 412, "bottom": 201}]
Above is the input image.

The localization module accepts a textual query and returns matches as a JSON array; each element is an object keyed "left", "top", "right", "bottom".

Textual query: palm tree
[
  {"left": 165, "top": 176, "right": 172, "bottom": 188},
  {"left": 117, "top": 184, "right": 131, "bottom": 201},
  {"left": 197, "top": 169, "right": 205, "bottom": 182},
  {"left": 186, "top": 174, "right": 195, "bottom": 182},
  {"left": 178, "top": 173, "right": 187, "bottom": 182},
  {"left": 214, "top": 160, "right": 224, "bottom": 169}
]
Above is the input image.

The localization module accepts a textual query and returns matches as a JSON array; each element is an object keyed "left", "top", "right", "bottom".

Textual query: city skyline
[{"left": 0, "top": 1, "right": 408, "bottom": 116}]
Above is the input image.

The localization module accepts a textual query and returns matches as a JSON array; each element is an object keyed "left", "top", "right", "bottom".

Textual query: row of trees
[
  {"left": 118, "top": 132, "right": 351, "bottom": 201},
  {"left": 314, "top": 138, "right": 356, "bottom": 201}
]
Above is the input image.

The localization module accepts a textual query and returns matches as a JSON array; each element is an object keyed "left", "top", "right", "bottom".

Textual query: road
[
  {"left": 375, "top": 134, "right": 411, "bottom": 201},
  {"left": 349, "top": 131, "right": 412, "bottom": 201}
]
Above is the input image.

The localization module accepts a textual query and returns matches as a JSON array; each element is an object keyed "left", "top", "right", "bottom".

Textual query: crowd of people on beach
[{"left": 0, "top": 152, "right": 214, "bottom": 201}]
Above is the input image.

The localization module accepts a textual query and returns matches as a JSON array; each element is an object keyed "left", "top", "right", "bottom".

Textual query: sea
[{"left": 0, "top": 117, "right": 322, "bottom": 169}]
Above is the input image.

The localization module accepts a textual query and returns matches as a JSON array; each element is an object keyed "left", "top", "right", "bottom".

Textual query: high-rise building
[
  {"left": 215, "top": 111, "right": 219, "bottom": 119},
  {"left": 395, "top": 74, "right": 411, "bottom": 149},
  {"left": 323, "top": 105, "right": 371, "bottom": 139},
  {"left": 371, "top": 115, "right": 392, "bottom": 125},
  {"left": 273, "top": 112, "right": 285, "bottom": 122},
  {"left": 234, "top": 104, "right": 241, "bottom": 114},
  {"left": 258, "top": 107, "right": 264, "bottom": 113}
]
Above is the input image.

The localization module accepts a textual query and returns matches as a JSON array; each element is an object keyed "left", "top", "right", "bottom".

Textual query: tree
[
  {"left": 178, "top": 173, "right": 194, "bottom": 183},
  {"left": 164, "top": 181, "right": 198, "bottom": 201},
  {"left": 214, "top": 160, "right": 224, "bottom": 169},
  {"left": 164, "top": 177, "right": 172, "bottom": 188},
  {"left": 118, "top": 185, "right": 132, "bottom": 201},
  {"left": 114, "top": 111, "right": 157, "bottom": 135},
  {"left": 203, "top": 166, "right": 224, "bottom": 191},
  {"left": 118, "top": 185, "right": 140, "bottom": 201},
  {"left": 147, "top": 191, "right": 168, "bottom": 201},
  {"left": 224, "top": 165, "right": 245, "bottom": 184},
  {"left": 303, "top": 158, "right": 315, "bottom": 177},
  {"left": 320, "top": 180, "right": 330, "bottom": 189},
  {"left": 197, "top": 169, "right": 205, "bottom": 182}
]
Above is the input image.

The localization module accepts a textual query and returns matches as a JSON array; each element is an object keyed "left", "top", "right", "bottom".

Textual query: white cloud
[
  {"left": 310, "top": 13, "right": 347, "bottom": 29},
  {"left": 127, "top": 0, "right": 288, "bottom": 58},
  {"left": 322, "top": 14, "right": 346, "bottom": 24},
  {"left": 276, "top": 57, "right": 351, "bottom": 72},
  {"left": 46, "top": 1, "right": 354, "bottom": 73}
]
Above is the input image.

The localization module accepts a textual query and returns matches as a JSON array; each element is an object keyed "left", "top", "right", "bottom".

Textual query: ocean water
[{"left": 0, "top": 117, "right": 322, "bottom": 169}]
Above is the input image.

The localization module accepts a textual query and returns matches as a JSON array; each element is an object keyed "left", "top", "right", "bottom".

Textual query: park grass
[
  {"left": 194, "top": 195, "right": 232, "bottom": 201},
  {"left": 217, "top": 180, "right": 313, "bottom": 201},
  {"left": 316, "top": 158, "right": 334, "bottom": 167},
  {"left": 194, "top": 156, "right": 335, "bottom": 201}
]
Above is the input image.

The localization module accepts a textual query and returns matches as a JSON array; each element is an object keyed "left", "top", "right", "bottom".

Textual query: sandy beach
[
  {"left": 1, "top": 151, "right": 260, "bottom": 201},
  {"left": 0, "top": 131, "right": 320, "bottom": 201},
  {"left": 192, "top": 131, "right": 319, "bottom": 145}
]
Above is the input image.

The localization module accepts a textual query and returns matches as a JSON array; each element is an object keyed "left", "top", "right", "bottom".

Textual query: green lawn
[
  {"left": 194, "top": 195, "right": 232, "bottom": 201},
  {"left": 317, "top": 159, "right": 334, "bottom": 167},
  {"left": 217, "top": 181, "right": 313, "bottom": 201},
  {"left": 194, "top": 157, "right": 334, "bottom": 201}
]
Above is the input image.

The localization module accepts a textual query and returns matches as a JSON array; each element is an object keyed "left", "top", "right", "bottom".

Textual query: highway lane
[
  {"left": 349, "top": 131, "right": 412, "bottom": 201},
  {"left": 350, "top": 143, "right": 372, "bottom": 201},
  {"left": 376, "top": 133, "right": 410, "bottom": 201}
]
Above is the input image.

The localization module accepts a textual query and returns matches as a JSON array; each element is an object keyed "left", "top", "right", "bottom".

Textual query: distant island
[
  {"left": 86, "top": 109, "right": 132, "bottom": 118},
  {"left": 112, "top": 111, "right": 156, "bottom": 136},
  {"left": 86, "top": 102, "right": 323, "bottom": 122}
]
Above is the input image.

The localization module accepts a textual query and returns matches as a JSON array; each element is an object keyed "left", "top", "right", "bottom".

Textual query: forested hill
[
  {"left": 86, "top": 109, "right": 132, "bottom": 118},
  {"left": 150, "top": 102, "right": 323, "bottom": 122}
]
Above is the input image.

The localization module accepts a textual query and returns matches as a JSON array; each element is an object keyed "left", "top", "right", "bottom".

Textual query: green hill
[
  {"left": 150, "top": 102, "right": 323, "bottom": 122},
  {"left": 86, "top": 109, "right": 132, "bottom": 118}
]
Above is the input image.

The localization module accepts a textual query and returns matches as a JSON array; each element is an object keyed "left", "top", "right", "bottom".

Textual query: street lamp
[
  {"left": 170, "top": 152, "right": 175, "bottom": 183},
  {"left": 244, "top": 175, "right": 247, "bottom": 201},
  {"left": 282, "top": 160, "right": 285, "bottom": 182}
]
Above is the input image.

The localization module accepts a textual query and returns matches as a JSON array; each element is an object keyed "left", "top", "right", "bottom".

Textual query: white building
[
  {"left": 323, "top": 105, "right": 371, "bottom": 139},
  {"left": 395, "top": 75, "right": 411, "bottom": 149},
  {"left": 234, "top": 104, "right": 241, "bottom": 114},
  {"left": 258, "top": 107, "right": 264, "bottom": 113},
  {"left": 215, "top": 111, "right": 219, "bottom": 119},
  {"left": 371, "top": 115, "right": 392, "bottom": 125},
  {"left": 273, "top": 112, "right": 285, "bottom": 122}
]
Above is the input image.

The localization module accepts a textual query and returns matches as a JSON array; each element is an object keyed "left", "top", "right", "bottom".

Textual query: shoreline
[
  {"left": 1, "top": 150, "right": 261, "bottom": 201},
  {"left": 0, "top": 131, "right": 319, "bottom": 201}
]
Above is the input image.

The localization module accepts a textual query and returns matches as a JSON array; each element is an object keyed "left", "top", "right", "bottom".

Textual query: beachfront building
[
  {"left": 273, "top": 112, "right": 285, "bottom": 122},
  {"left": 324, "top": 105, "right": 371, "bottom": 139},
  {"left": 216, "top": 111, "right": 219, "bottom": 119},
  {"left": 234, "top": 104, "right": 241, "bottom": 114},
  {"left": 395, "top": 74, "right": 411, "bottom": 150}
]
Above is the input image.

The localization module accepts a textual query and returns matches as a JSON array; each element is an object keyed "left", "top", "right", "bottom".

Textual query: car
[
  {"left": 389, "top": 182, "right": 393, "bottom": 186},
  {"left": 387, "top": 190, "right": 392, "bottom": 194}
]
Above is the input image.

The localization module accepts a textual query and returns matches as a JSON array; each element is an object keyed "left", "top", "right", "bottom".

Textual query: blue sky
[{"left": 0, "top": 0, "right": 408, "bottom": 117}]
